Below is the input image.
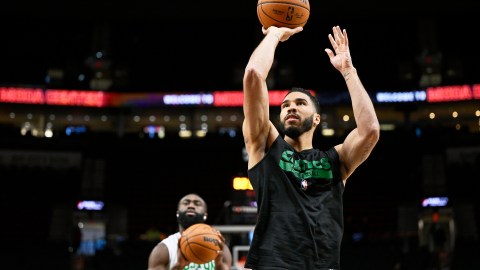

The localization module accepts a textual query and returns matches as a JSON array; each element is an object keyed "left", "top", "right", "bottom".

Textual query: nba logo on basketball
[
  {"left": 286, "top": 7, "right": 294, "bottom": 21},
  {"left": 257, "top": 0, "right": 310, "bottom": 29}
]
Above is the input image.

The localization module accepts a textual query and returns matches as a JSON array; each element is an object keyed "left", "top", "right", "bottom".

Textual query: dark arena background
[{"left": 1, "top": 1, "right": 479, "bottom": 269}]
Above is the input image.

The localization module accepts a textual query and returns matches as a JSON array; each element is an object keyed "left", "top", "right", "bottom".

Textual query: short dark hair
[{"left": 286, "top": 87, "right": 320, "bottom": 114}]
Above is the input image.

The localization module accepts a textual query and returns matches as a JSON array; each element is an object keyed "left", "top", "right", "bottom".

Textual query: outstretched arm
[
  {"left": 325, "top": 26, "right": 380, "bottom": 183},
  {"left": 242, "top": 26, "right": 303, "bottom": 169}
]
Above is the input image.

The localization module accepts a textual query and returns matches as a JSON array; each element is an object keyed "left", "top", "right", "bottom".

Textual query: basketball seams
[
  {"left": 258, "top": 5, "right": 308, "bottom": 27},
  {"left": 183, "top": 236, "right": 220, "bottom": 263},
  {"left": 257, "top": 2, "right": 310, "bottom": 11},
  {"left": 185, "top": 234, "right": 221, "bottom": 250},
  {"left": 257, "top": 1, "right": 310, "bottom": 29},
  {"left": 186, "top": 243, "right": 214, "bottom": 264},
  {"left": 180, "top": 224, "right": 221, "bottom": 264},
  {"left": 188, "top": 242, "right": 219, "bottom": 251}
]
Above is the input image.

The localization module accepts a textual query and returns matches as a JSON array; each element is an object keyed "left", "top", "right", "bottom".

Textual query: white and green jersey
[{"left": 161, "top": 232, "right": 216, "bottom": 270}]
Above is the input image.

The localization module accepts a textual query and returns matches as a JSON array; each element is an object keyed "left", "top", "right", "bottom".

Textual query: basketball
[
  {"left": 257, "top": 0, "right": 310, "bottom": 29},
  {"left": 179, "top": 223, "right": 222, "bottom": 264}
]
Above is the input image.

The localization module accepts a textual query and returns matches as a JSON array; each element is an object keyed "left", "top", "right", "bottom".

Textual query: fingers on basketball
[{"left": 257, "top": 0, "right": 310, "bottom": 29}]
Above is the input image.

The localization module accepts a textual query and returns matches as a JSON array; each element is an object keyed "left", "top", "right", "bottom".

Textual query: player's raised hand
[{"left": 325, "top": 26, "right": 354, "bottom": 74}]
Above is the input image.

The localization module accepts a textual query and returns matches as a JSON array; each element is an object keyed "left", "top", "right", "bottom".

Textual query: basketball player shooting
[{"left": 242, "top": 25, "right": 380, "bottom": 269}]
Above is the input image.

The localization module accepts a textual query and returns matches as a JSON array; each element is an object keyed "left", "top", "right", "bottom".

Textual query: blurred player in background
[{"left": 148, "top": 193, "right": 232, "bottom": 270}]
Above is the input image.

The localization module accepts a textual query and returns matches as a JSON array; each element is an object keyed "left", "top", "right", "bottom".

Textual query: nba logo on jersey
[{"left": 301, "top": 179, "right": 308, "bottom": 190}]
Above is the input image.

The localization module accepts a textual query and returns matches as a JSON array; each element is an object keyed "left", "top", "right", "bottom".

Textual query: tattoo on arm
[{"left": 343, "top": 72, "right": 351, "bottom": 82}]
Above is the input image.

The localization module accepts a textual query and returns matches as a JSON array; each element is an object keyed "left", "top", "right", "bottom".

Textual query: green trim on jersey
[{"left": 183, "top": 260, "right": 215, "bottom": 269}]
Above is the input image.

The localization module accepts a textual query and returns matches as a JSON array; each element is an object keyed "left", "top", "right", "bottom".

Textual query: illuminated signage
[
  {"left": 427, "top": 85, "right": 473, "bottom": 102},
  {"left": 233, "top": 177, "right": 253, "bottom": 190},
  {"left": 422, "top": 197, "right": 449, "bottom": 207},
  {"left": 213, "top": 91, "right": 243, "bottom": 106},
  {"left": 46, "top": 90, "right": 107, "bottom": 107},
  {"left": 163, "top": 93, "right": 213, "bottom": 105},
  {"left": 376, "top": 91, "right": 426, "bottom": 103},
  {"left": 265, "top": 90, "right": 291, "bottom": 106},
  {"left": 232, "top": 206, "right": 257, "bottom": 213},
  {"left": 66, "top": 125, "right": 88, "bottom": 136},
  {"left": 0, "top": 84, "right": 478, "bottom": 108},
  {"left": 213, "top": 90, "right": 314, "bottom": 107},
  {"left": 0, "top": 87, "right": 44, "bottom": 104},
  {"left": 77, "top": 200, "right": 105, "bottom": 211}
]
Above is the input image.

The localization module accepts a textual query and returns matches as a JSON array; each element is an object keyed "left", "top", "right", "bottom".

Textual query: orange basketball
[
  {"left": 257, "top": 0, "right": 310, "bottom": 29},
  {"left": 179, "top": 223, "right": 222, "bottom": 264}
]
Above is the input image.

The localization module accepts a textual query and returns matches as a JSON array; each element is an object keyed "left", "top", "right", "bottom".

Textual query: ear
[{"left": 314, "top": 113, "right": 321, "bottom": 126}]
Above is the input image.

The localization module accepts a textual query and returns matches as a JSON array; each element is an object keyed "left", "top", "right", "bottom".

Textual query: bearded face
[
  {"left": 177, "top": 211, "right": 205, "bottom": 230},
  {"left": 280, "top": 113, "right": 314, "bottom": 139}
]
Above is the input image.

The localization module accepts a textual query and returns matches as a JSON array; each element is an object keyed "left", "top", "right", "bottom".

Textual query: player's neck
[{"left": 284, "top": 135, "right": 313, "bottom": 152}]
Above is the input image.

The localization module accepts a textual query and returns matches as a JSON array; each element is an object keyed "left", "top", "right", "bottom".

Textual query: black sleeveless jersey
[{"left": 244, "top": 135, "right": 344, "bottom": 270}]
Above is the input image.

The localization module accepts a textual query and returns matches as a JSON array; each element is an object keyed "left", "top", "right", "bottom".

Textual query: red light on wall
[
  {"left": 46, "top": 90, "right": 108, "bottom": 107},
  {"left": 0, "top": 87, "right": 45, "bottom": 104},
  {"left": 268, "top": 90, "right": 316, "bottom": 105},
  {"left": 268, "top": 90, "right": 290, "bottom": 105},
  {"left": 213, "top": 90, "right": 315, "bottom": 107},
  {"left": 426, "top": 85, "right": 473, "bottom": 102},
  {"left": 473, "top": 84, "right": 480, "bottom": 99},
  {"left": 213, "top": 91, "right": 243, "bottom": 106},
  {"left": 432, "top": 211, "right": 439, "bottom": 223}
]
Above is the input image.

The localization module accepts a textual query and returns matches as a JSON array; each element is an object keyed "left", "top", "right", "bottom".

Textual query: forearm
[
  {"left": 243, "top": 31, "right": 280, "bottom": 132},
  {"left": 344, "top": 68, "right": 379, "bottom": 134},
  {"left": 245, "top": 31, "right": 281, "bottom": 80}
]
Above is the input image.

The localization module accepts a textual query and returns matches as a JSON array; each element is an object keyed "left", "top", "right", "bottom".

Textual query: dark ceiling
[{"left": 2, "top": 1, "right": 480, "bottom": 92}]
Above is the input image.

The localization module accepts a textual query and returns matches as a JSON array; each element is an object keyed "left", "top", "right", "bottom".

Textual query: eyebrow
[
  {"left": 182, "top": 199, "right": 202, "bottom": 204},
  {"left": 281, "top": 98, "right": 308, "bottom": 106}
]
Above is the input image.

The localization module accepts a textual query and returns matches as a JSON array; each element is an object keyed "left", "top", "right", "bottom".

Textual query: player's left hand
[
  {"left": 325, "top": 25, "right": 354, "bottom": 74},
  {"left": 263, "top": 26, "right": 303, "bottom": 42},
  {"left": 214, "top": 230, "right": 226, "bottom": 265}
]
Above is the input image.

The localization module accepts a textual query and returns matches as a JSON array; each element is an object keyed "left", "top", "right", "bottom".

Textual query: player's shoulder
[
  {"left": 314, "top": 145, "right": 341, "bottom": 163},
  {"left": 148, "top": 242, "right": 170, "bottom": 269},
  {"left": 160, "top": 232, "right": 181, "bottom": 247},
  {"left": 164, "top": 231, "right": 181, "bottom": 240}
]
